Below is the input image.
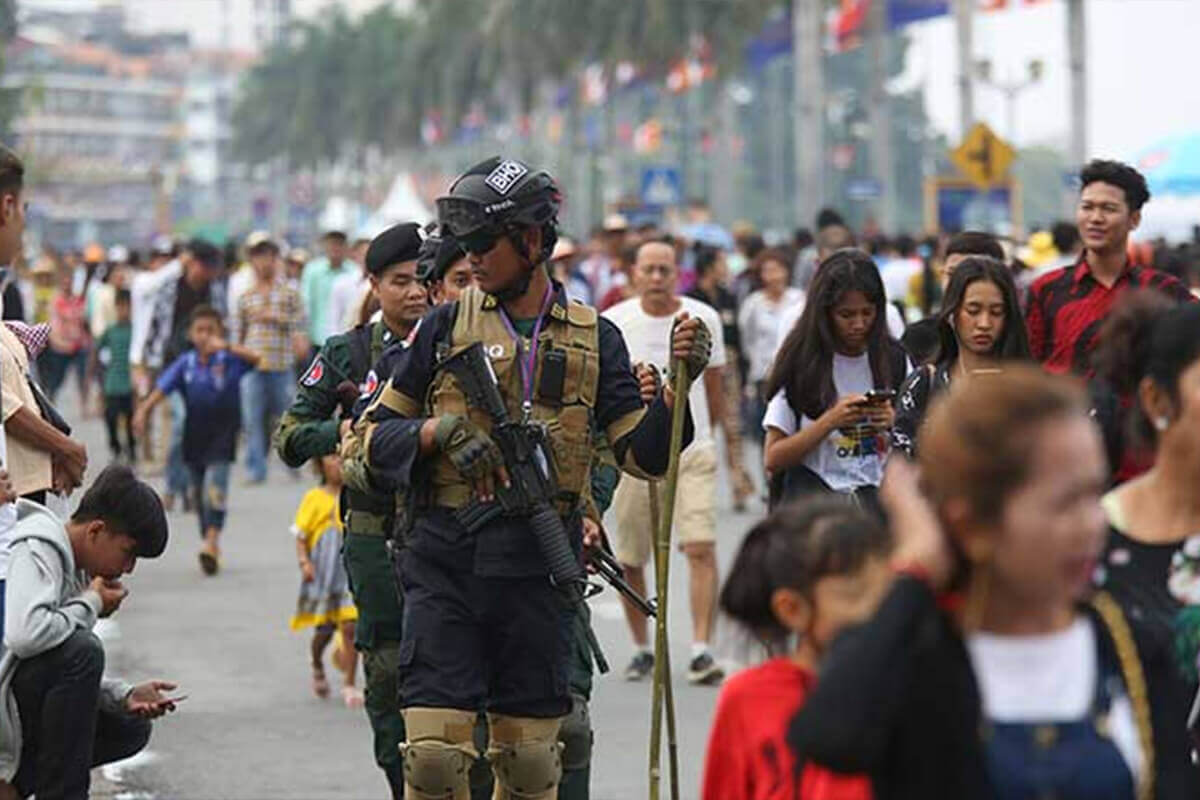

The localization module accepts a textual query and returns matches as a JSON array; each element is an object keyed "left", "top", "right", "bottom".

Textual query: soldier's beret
[{"left": 365, "top": 222, "right": 423, "bottom": 277}]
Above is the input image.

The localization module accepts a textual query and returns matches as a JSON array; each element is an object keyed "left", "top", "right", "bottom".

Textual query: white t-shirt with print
[
  {"left": 603, "top": 296, "right": 726, "bottom": 446},
  {"left": 761, "top": 353, "right": 890, "bottom": 492}
]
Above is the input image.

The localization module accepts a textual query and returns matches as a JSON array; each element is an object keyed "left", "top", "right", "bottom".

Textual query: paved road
[{"left": 71, "top": 398, "right": 763, "bottom": 800}]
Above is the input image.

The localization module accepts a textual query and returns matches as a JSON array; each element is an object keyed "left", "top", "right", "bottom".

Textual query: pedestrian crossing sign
[{"left": 950, "top": 123, "right": 1016, "bottom": 189}]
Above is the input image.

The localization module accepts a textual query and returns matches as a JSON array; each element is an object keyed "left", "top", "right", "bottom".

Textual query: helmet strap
[{"left": 492, "top": 227, "right": 539, "bottom": 303}]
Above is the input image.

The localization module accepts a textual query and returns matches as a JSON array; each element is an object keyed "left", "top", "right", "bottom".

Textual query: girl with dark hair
[
  {"left": 702, "top": 499, "right": 889, "bottom": 800},
  {"left": 1092, "top": 293, "right": 1200, "bottom": 794},
  {"left": 762, "top": 249, "right": 908, "bottom": 511},
  {"left": 891, "top": 256, "right": 1031, "bottom": 456},
  {"left": 790, "top": 367, "right": 1183, "bottom": 800},
  {"left": 1091, "top": 290, "right": 1175, "bottom": 484}
]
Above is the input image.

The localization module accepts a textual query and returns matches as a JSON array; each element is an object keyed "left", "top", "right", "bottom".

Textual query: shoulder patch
[
  {"left": 361, "top": 369, "right": 379, "bottom": 397},
  {"left": 484, "top": 160, "right": 529, "bottom": 195},
  {"left": 300, "top": 356, "right": 325, "bottom": 387}
]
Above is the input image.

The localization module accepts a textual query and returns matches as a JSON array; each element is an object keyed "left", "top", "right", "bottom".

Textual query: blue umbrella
[{"left": 1135, "top": 133, "right": 1200, "bottom": 196}]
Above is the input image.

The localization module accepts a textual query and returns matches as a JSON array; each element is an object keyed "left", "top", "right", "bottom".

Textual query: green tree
[{"left": 231, "top": 0, "right": 776, "bottom": 168}]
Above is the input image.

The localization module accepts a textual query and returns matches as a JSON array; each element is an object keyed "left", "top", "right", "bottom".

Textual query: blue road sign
[
  {"left": 847, "top": 177, "right": 882, "bottom": 201},
  {"left": 640, "top": 166, "right": 683, "bottom": 207}
]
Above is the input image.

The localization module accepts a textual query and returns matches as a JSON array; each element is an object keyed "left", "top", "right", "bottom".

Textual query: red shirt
[
  {"left": 702, "top": 658, "right": 873, "bottom": 800},
  {"left": 1025, "top": 258, "right": 1192, "bottom": 377}
]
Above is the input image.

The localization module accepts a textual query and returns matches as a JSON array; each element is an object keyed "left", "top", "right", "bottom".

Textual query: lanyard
[{"left": 496, "top": 284, "right": 555, "bottom": 421}]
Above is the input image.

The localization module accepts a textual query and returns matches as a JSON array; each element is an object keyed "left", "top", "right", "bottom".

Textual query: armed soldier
[
  {"left": 273, "top": 222, "right": 428, "bottom": 799},
  {"left": 348, "top": 223, "right": 645, "bottom": 800},
  {"left": 350, "top": 156, "right": 710, "bottom": 800}
]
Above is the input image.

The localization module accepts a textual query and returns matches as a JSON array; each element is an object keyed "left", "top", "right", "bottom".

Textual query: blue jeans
[
  {"left": 167, "top": 393, "right": 191, "bottom": 498},
  {"left": 187, "top": 461, "right": 231, "bottom": 536},
  {"left": 241, "top": 370, "right": 294, "bottom": 482}
]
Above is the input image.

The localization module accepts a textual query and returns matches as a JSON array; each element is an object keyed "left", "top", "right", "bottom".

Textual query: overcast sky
[{"left": 905, "top": 0, "right": 1199, "bottom": 159}]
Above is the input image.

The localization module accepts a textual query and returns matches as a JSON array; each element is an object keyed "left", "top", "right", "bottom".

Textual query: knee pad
[
  {"left": 558, "top": 695, "right": 592, "bottom": 772},
  {"left": 400, "top": 707, "right": 478, "bottom": 800},
  {"left": 486, "top": 714, "right": 564, "bottom": 800}
]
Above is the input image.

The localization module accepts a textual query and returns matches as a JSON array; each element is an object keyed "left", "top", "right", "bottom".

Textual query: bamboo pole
[{"left": 648, "top": 365, "right": 689, "bottom": 800}]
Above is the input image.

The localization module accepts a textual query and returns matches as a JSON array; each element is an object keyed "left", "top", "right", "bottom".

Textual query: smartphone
[
  {"left": 164, "top": 695, "right": 188, "bottom": 704},
  {"left": 863, "top": 389, "right": 896, "bottom": 404}
]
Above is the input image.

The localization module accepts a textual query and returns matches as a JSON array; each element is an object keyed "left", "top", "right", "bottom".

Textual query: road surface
[{"left": 69, "top": 397, "right": 762, "bottom": 799}]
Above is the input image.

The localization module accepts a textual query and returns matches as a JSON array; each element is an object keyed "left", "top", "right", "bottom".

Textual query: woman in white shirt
[
  {"left": 739, "top": 250, "right": 805, "bottom": 387},
  {"left": 739, "top": 250, "right": 804, "bottom": 445},
  {"left": 761, "top": 249, "right": 908, "bottom": 514}
]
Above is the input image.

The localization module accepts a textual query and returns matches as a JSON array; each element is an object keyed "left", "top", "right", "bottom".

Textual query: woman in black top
[
  {"left": 791, "top": 367, "right": 1178, "bottom": 800},
  {"left": 891, "top": 256, "right": 1030, "bottom": 457},
  {"left": 1091, "top": 293, "right": 1200, "bottom": 795}
]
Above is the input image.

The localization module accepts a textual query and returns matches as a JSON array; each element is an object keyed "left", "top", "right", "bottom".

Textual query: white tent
[
  {"left": 358, "top": 173, "right": 433, "bottom": 239},
  {"left": 318, "top": 195, "right": 366, "bottom": 235}
]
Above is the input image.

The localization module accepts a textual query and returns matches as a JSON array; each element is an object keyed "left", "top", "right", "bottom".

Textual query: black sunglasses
[{"left": 458, "top": 226, "right": 505, "bottom": 256}]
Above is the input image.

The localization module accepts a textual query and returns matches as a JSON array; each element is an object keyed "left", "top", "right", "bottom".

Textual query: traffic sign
[
  {"left": 950, "top": 122, "right": 1016, "bottom": 189},
  {"left": 846, "top": 177, "right": 882, "bottom": 200},
  {"left": 640, "top": 166, "right": 683, "bottom": 207}
]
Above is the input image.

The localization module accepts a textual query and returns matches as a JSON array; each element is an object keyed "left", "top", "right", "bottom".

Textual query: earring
[{"left": 1155, "top": 417, "right": 1170, "bottom": 432}]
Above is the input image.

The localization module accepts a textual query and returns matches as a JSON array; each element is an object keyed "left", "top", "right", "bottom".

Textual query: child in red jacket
[{"left": 702, "top": 499, "right": 890, "bottom": 800}]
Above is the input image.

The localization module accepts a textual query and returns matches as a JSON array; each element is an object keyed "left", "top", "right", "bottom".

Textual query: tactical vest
[{"left": 427, "top": 286, "right": 599, "bottom": 514}]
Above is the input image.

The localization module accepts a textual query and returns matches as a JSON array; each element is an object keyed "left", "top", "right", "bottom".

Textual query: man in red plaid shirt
[{"left": 1026, "top": 159, "right": 1192, "bottom": 378}]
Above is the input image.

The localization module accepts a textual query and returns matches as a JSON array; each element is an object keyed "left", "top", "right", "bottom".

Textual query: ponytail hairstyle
[
  {"left": 765, "top": 248, "right": 893, "bottom": 420},
  {"left": 719, "top": 498, "right": 890, "bottom": 647},
  {"left": 1092, "top": 289, "right": 1200, "bottom": 446}
]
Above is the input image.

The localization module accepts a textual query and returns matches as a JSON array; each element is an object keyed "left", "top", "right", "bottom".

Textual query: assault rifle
[
  {"left": 438, "top": 341, "right": 610, "bottom": 671},
  {"left": 586, "top": 531, "right": 657, "bottom": 619},
  {"left": 437, "top": 342, "right": 585, "bottom": 593}
]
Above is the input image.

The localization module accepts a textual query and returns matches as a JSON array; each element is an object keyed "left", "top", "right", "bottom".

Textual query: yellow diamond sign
[{"left": 950, "top": 123, "right": 1016, "bottom": 188}]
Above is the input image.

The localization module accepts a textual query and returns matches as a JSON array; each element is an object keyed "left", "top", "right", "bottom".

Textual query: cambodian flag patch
[
  {"left": 300, "top": 356, "right": 325, "bottom": 387},
  {"left": 361, "top": 369, "right": 379, "bottom": 397}
]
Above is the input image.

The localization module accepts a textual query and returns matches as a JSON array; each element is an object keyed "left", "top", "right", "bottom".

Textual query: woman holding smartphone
[
  {"left": 891, "top": 255, "right": 1030, "bottom": 457},
  {"left": 762, "top": 249, "right": 909, "bottom": 513}
]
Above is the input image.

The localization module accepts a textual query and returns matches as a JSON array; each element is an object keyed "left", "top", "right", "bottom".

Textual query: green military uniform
[{"left": 274, "top": 320, "right": 409, "bottom": 795}]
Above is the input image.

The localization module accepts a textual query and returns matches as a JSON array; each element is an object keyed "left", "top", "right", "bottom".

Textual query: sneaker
[
  {"left": 688, "top": 652, "right": 724, "bottom": 686},
  {"left": 624, "top": 651, "right": 654, "bottom": 682}
]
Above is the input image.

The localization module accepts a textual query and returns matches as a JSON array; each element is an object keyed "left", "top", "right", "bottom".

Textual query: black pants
[
  {"left": 103, "top": 394, "right": 136, "bottom": 461},
  {"left": 397, "top": 548, "right": 572, "bottom": 718},
  {"left": 12, "top": 628, "right": 152, "bottom": 800}
]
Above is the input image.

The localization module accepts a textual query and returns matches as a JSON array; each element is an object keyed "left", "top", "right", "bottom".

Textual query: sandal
[
  {"left": 312, "top": 667, "right": 330, "bottom": 699},
  {"left": 341, "top": 685, "right": 364, "bottom": 708},
  {"left": 198, "top": 545, "right": 220, "bottom": 576}
]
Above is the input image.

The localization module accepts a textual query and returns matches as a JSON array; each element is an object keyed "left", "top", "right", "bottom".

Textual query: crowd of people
[{"left": 0, "top": 136, "right": 1198, "bottom": 800}]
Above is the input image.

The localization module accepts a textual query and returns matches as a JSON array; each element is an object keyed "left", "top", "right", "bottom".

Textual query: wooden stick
[{"left": 648, "top": 366, "right": 689, "bottom": 800}]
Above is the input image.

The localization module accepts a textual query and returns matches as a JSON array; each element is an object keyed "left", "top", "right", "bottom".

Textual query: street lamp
[{"left": 975, "top": 58, "right": 1044, "bottom": 141}]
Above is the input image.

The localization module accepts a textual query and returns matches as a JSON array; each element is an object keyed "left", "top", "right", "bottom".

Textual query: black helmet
[
  {"left": 436, "top": 156, "right": 560, "bottom": 264},
  {"left": 416, "top": 223, "right": 466, "bottom": 284}
]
